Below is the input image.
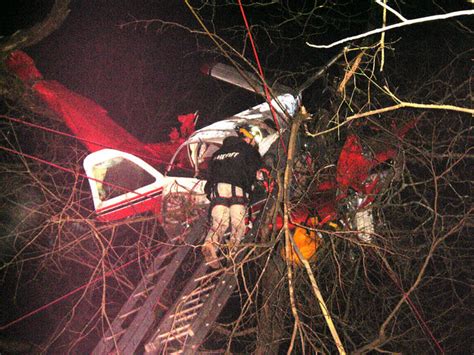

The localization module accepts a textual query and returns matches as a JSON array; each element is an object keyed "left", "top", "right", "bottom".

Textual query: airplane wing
[
  {"left": 201, "top": 62, "right": 295, "bottom": 98},
  {"left": 5, "top": 50, "right": 177, "bottom": 168},
  {"left": 202, "top": 62, "right": 301, "bottom": 128}
]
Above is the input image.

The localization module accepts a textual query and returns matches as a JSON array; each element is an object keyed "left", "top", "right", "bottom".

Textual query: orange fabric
[{"left": 282, "top": 218, "right": 321, "bottom": 265}]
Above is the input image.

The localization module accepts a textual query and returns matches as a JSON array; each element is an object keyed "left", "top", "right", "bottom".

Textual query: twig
[
  {"left": 283, "top": 108, "right": 346, "bottom": 354},
  {"left": 347, "top": 102, "right": 474, "bottom": 121},
  {"left": 283, "top": 110, "right": 305, "bottom": 354},
  {"left": 338, "top": 51, "right": 365, "bottom": 93},
  {"left": 306, "top": 9, "right": 474, "bottom": 49},
  {"left": 375, "top": 0, "right": 407, "bottom": 21},
  {"left": 378, "top": 0, "right": 388, "bottom": 72}
]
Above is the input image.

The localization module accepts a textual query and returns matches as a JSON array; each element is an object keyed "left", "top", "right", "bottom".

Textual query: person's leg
[
  {"left": 205, "top": 204, "right": 230, "bottom": 244},
  {"left": 203, "top": 204, "right": 229, "bottom": 268},
  {"left": 228, "top": 203, "right": 247, "bottom": 249}
]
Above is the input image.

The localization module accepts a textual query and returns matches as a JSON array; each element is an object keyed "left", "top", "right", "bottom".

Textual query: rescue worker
[{"left": 202, "top": 124, "right": 263, "bottom": 268}]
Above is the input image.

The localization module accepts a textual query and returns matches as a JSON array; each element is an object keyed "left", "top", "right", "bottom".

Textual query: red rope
[
  {"left": 0, "top": 145, "right": 150, "bottom": 199},
  {"left": 0, "top": 245, "right": 161, "bottom": 331},
  {"left": 370, "top": 249, "right": 445, "bottom": 353},
  {"left": 1, "top": 114, "right": 169, "bottom": 166},
  {"left": 0, "top": 142, "right": 167, "bottom": 330},
  {"left": 0, "top": 132, "right": 181, "bottom": 330},
  {"left": 237, "top": 0, "right": 287, "bottom": 153},
  {"left": 236, "top": 6, "right": 442, "bottom": 351}
]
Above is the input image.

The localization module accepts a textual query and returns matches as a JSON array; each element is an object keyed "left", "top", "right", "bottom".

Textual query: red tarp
[{"left": 5, "top": 50, "right": 194, "bottom": 169}]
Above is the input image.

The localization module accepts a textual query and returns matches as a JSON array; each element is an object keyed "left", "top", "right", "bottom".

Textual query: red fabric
[
  {"left": 32, "top": 80, "right": 175, "bottom": 166},
  {"left": 177, "top": 113, "right": 196, "bottom": 138},
  {"left": 336, "top": 134, "right": 397, "bottom": 194},
  {"left": 5, "top": 50, "right": 187, "bottom": 168},
  {"left": 33, "top": 81, "right": 141, "bottom": 152},
  {"left": 5, "top": 51, "right": 43, "bottom": 82},
  {"left": 168, "top": 127, "right": 180, "bottom": 142}
]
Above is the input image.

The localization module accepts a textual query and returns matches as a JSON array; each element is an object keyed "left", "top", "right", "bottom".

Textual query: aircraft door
[
  {"left": 83, "top": 149, "right": 165, "bottom": 222},
  {"left": 162, "top": 142, "right": 220, "bottom": 236}
]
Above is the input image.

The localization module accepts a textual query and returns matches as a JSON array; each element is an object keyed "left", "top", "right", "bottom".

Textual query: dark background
[
  {"left": 2, "top": 1, "right": 469, "bottom": 142},
  {"left": 0, "top": 0, "right": 377, "bottom": 141}
]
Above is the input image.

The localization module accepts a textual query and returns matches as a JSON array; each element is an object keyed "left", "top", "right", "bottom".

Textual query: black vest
[{"left": 205, "top": 136, "right": 263, "bottom": 195}]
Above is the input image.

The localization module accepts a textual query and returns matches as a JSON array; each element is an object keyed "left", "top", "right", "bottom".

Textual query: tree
[{"left": 1, "top": 1, "right": 472, "bottom": 353}]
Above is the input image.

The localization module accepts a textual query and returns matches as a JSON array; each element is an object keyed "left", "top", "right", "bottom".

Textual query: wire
[
  {"left": 369, "top": 249, "right": 445, "bottom": 353},
  {"left": 237, "top": 0, "right": 287, "bottom": 153},
  {"left": 0, "top": 244, "right": 162, "bottom": 331},
  {"left": 0, "top": 144, "right": 152, "bottom": 199},
  {"left": 0, "top": 114, "right": 170, "bottom": 167}
]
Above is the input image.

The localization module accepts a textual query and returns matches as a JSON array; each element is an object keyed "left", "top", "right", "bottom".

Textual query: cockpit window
[
  {"left": 167, "top": 142, "right": 221, "bottom": 179},
  {"left": 195, "top": 143, "right": 220, "bottom": 179},
  {"left": 167, "top": 146, "right": 195, "bottom": 178},
  {"left": 91, "top": 157, "right": 156, "bottom": 201}
]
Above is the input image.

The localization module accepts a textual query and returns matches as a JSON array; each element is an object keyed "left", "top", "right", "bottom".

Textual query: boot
[{"left": 202, "top": 242, "right": 221, "bottom": 269}]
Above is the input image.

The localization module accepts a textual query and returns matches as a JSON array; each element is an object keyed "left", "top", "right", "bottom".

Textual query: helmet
[{"left": 237, "top": 124, "right": 263, "bottom": 144}]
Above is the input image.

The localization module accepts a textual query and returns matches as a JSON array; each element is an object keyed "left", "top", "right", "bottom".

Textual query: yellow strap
[{"left": 239, "top": 128, "right": 254, "bottom": 139}]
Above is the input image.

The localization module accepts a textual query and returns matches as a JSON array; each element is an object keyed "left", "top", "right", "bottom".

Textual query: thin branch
[
  {"left": 375, "top": 0, "right": 407, "bottom": 21},
  {"left": 283, "top": 110, "right": 305, "bottom": 354},
  {"left": 338, "top": 51, "right": 365, "bottom": 93},
  {"left": 306, "top": 9, "right": 474, "bottom": 49},
  {"left": 378, "top": 0, "right": 388, "bottom": 71},
  {"left": 347, "top": 102, "right": 474, "bottom": 121},
  {"left": 284, "top": 107, "right": 346, "bottom": 354}
]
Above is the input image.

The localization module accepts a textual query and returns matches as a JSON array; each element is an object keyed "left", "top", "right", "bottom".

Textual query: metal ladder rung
[
  {"left": 133, "top": 285, "right": 155, "bottom": 298},
  {"left": 156, "top": 324, "right": 190, "bottom": 340},
  {"left": 181, "top": 296, "right": 200, "bottom": 306},
  {"left": 170, "top": 303, "right": 203, "bottom": 318},
  {"left": 173, "top": 312, "right": 198, "bottom": 323},
  {"left": 181, "top": 284, "right": 216, "bottom": 300},
  {"left": 160, "top": 329, "right": 191, "bottom": 342},
  {"left": 194, "top": 267, "right": 224, "bottom": 282},
  {"left": 146, "top": 341, "right": 184, "bottom": 354},
  {"left": 118, "top": 307, "right": 140, "bottom": 319},
  {"left": 144, "top": 328, "right": 192, "bottom": 353},
  {"left": 104, "top": 328, "right": 126, "bottom": 341},
  {"left": 145, "top": 265, "right": 167, "bottom": 279}
]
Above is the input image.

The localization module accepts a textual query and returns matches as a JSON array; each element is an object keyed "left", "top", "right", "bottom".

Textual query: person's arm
[{"left": 204, "top": 156, "right": 216, "bottom": 199}]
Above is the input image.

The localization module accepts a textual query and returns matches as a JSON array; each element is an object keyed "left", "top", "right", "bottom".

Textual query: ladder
[
  {"left": 143, "top": 253, "right": 248, "bottom": 354},
  {"left": 91, "top": 221, "right": 207, "bottom": 355},
  {"left": 92, "top": 191, "right": 275, "bottom": 354},
  {"left": 144, "top": 196, "right": 275, "bottom": 354}
]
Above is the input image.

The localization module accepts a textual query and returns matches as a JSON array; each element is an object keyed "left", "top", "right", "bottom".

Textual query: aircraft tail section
[
  {"left": 201, "top": 62, "right": 294, "bottom": 97},
  {"left": 5, "top": 50, "right": 174, "bottom": 167}
]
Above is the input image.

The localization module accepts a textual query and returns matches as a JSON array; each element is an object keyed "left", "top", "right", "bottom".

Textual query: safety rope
[
  {"left": 185, "top": 0, "right": 288, "bottom": 153},
  {"left": 237, "top": 0, "right": 287, "bottom": 153},
  {"left": 369, "top": 249, "right": 445, "bottom": 353},
  {"left": 1, "top": 114, "right": 169, "bottom": 166},
  {"left": 0, "top": 243, "right": 161, "bottom": 331},
  {"left": 0, "top": 144, "right": 150, "bottom": 200}
]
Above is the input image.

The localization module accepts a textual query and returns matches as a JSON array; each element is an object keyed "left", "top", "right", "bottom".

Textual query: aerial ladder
[{"left": 92, "top": 191, "right": 276, "bottom": 354}]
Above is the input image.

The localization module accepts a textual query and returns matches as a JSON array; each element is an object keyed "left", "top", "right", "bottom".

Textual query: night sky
[
  {"left": 0, "top": 1, "right": 377, "bottom": 142},
  {"left": 2, "top": 1, "right": 272, "bottom": 142},
  {"left": 2, "top": 1, "right": 469, "bottom": 143}
]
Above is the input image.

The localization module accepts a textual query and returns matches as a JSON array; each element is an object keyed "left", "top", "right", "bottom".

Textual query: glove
[
  {"left": 256, "top": 168, "right": 269, "bottom": 181},
  {"left": 204, "top": 181, "right": 213, "bottom": 200}
]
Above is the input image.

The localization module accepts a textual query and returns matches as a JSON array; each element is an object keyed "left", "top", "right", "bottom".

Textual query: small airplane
[
  {"left": 5, "top": 51, "right": 300, "bottom": 227},
  {"left": 5, "top": 50, "right": 414, "bottom": 261}
]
